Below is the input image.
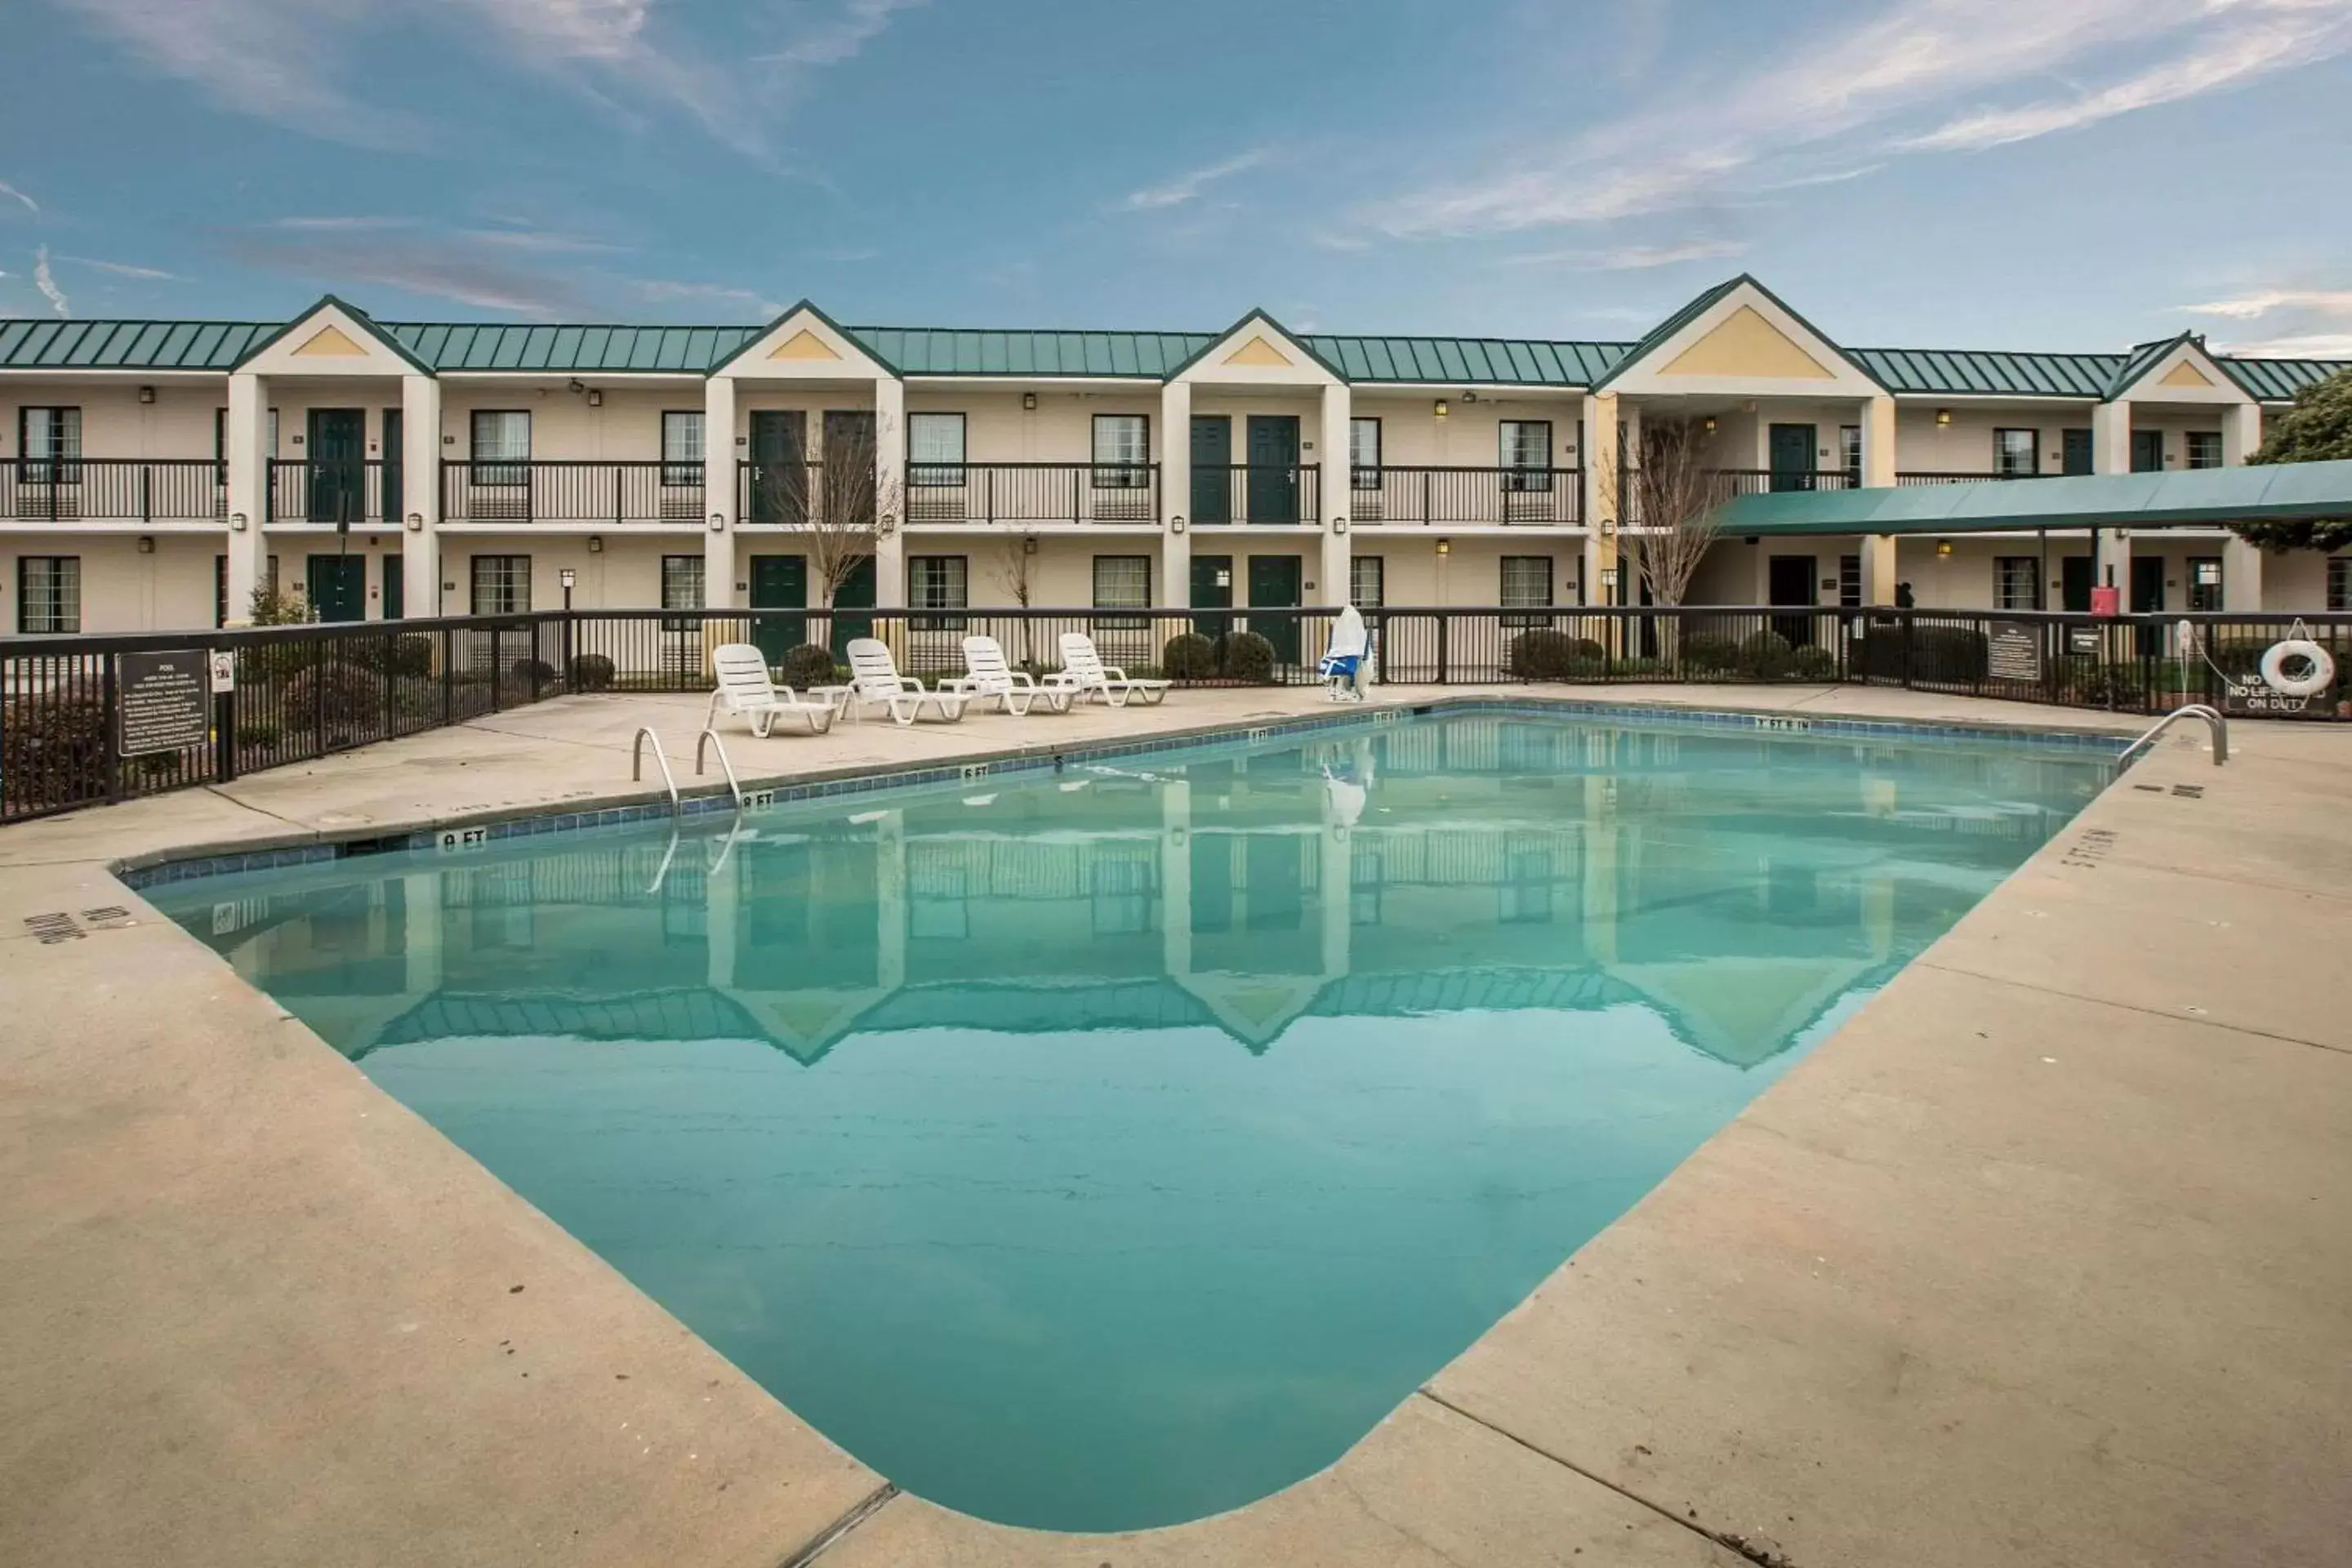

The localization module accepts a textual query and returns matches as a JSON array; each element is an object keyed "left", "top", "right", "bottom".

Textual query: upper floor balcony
[
  {"left": 440, "top": 459, "right": 702, "bottom": 525},
  {"left": 904, "top": 461, "right": 1160, "bottom": 527},
  {"left": 2, "top": 457, "right": 222, "bottom": 523},
  {"left": 1187, "top": 463, "right": 1322, "bottom": 526},
  {"left": 269, "top": 459, "right": 400, "bottom": 525},
  {"left": 1348, "top": 466, "right": 1581, "bottom": 527}
]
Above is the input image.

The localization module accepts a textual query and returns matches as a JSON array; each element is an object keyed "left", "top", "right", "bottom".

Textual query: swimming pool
[{"left": 149, "top": 708, "right": 2114, "bottom": 1531}]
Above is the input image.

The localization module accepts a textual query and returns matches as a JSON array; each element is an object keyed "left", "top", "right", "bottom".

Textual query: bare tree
[
  {"left": 795, "top": 416, "right": 902, "bottom": 609},
  {"left": 1615, "top": 418, "right": 1724, "bottom": 608}
]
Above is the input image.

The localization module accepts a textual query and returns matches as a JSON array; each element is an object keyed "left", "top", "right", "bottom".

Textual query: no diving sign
[{"left": 209, "top": 651, "right": 236, "bottom": 693}]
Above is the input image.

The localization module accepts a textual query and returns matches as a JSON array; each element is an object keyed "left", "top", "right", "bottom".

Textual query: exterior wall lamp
[
  {"left": 1170, "top": 515, "right": 1187, "bottom": 534},
  {"left": 138, "top": 385, "right": 156, "bottom": 404},
  {"left": 1433, "top": 399, "right": 1449, "bottom": 420},
  {"left": 1936, "top": 539, "right": 1953, "bottom": 557},
  {"left": 1022, "top": 535, "right": 1038, "bottom": 555},
  {"left": 1332, "top": 516, "right": 1349, "bottom": 536},
  {"left": 1022, "top": 393, "right": 1037, "bottom": 411},
  {"left": 137, "top": 535, "right": 155, "bottom": 554},
  {"left": 588, "top": 534, "right": 604, "bottom": 553},
  {"left": 877, "top": 512, "right": 898, "bottom": 537},
  {"left": 1435, "top": 537, "right": 1451, "bottom": 556},
  {"left": 1936, "top": 408, "right": 1952, "bottom": 425},
  {"left": 1703, "top": 416, "right": 1717, "bottom": 433},
  {"left": 405, "top": 512, "right": 423, "bottom": 532},
  {"left": 709, "top": 513, "right": 726, "bottom": 532},
  {"left": 229, "top": 512, "right": 247, "bottom": 532}
]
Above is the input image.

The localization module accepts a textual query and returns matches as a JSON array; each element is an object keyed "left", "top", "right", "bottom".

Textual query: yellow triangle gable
[
  {"left": 769, "top": 327, "right": 843, "bottom": 362},
  {"left": 1223, "top": 335, "right": 1293, "bottom": 368},
  {"left": 1659, "top": 305, "right": 1834, "bottom": 380},
  {"left": 2159, "top": 359, "right": 2216, "bottom": 388},
  {"left": 292, "top": 324, "right": 369, "bottom": 358}
]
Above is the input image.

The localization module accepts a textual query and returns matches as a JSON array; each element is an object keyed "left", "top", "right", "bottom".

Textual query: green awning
[{"left": 1714, "top": 459, "right": 2352, "bottom": 537}]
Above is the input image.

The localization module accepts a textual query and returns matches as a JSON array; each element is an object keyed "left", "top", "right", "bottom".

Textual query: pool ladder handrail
[
  {"left": 2117, "top": 703, "right": 2227, "bottom": 769},
  {"left": 694, "top": 727, "right": 745, "bottom": 812},
  {"left": 631, "top": 726, "right": 680, "bottom": 812}
]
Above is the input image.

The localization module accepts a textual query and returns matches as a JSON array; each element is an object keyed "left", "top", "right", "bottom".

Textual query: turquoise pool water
[{"left": 151, "top": 711, "right": 2110, "bottom": 1531}]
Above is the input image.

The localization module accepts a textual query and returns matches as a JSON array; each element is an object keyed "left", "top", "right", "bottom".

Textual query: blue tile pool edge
[{"left": 113, "top": 694, "right": 2134, "bottom": 891}]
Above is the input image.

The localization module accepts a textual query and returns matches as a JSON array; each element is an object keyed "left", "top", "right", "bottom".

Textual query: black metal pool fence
[{"left": 4, "top": 606, "right": 2346, "bottom": 822}]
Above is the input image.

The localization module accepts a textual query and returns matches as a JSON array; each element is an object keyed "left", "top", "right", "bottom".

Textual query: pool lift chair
[{"left": 1317, "top": 604, "right": 1371, "bottom": 702}]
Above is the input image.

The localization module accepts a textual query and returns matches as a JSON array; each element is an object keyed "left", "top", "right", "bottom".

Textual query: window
[
  {"left": 1838, "top": 554, "right": 1861, "bottom": 608},
  {"left": 908, "top": 554, "right": 968, "bottom": 631},
  {"left": 1501, "top": 555, "right": 1553, "bottom": 626},
  {"left": 661, "top": 554, "right": 705, "bottom": 611},
  {"left": 1092, "top": 554, "right": 1151, "bottom": 630},
  {"left": 20, "top": 408, "right": 81, "bottom": 485},
  {"left": 1499, "top": 421, "right": 1552, "bottom": 491},
  {"left": 1349, "top": 554, "right": 1384, "bottom": 608},
  {"left": 2188, "top": 557, "right": 2224, "bottom": 612},
  {"left": 471, "top": 411, "right": 531, "bottom": 486},
  {"left": 1993, "top": 428, "right": 2038, "bottom": 479},
  {"left": 1091, "top": 414, "right": 1150, "bottom": 488},
  {"left": 2186, "top": 430, "right": 2224, "bottom": 470},
  {"left": 908, "top": 413, "right": 966, "bottom": 488},
  {"left": 212, "top": 408, "right": 280, "bottom": 485},
  {"left": 470, "top": 555, "right": 530, "bottom": 615},
  {"left": 1841, "top": 425, "right": 1862, "bottom": 487},
  {"left": 1090, "top": 858, "right": 1154, "bottom": 936},
  {"left": 2330, "top": 559, "right": 2351, "bottom": 612},
  {"left": 661, "top": 411, "right": 704, "bottom": 488},
  {"left": 2061, "top": 428, "right": 2095, "bottom": 475},
  {"left": 16, "top": 555, "right": 80, "bottom": 633},
  {"left": 1350, "top": 416, "right": 1382, "bottom": 490},
  {"left": 1993, "top": 555, "right": 2042, "bottom": 611}
]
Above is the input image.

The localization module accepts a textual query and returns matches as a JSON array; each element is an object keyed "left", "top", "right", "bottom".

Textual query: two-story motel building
[{"left": 2, "top": 276, "right": 2346, "bottom": 638}]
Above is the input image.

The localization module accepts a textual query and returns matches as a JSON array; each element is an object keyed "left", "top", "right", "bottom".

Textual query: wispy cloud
[
  {"left": 271, "top": 215, "right": 417, "bottom": 232},
  {"left": 0, "top": 180, "right": 38, "bottom": 216},
  {"left": 1119, "top": 149, "right": 1268, "bottom": 212},
  {"left": 32, "top": 247, "right": 69, "bottom": 314},
  {"left": 628, "top": 276, "right": 786, "bottom": 318},
  {"left": 2179, "top": 285, "right": 2352, "bottom": 359},
  {"left": 1498, "top": 238, "right": 1748, "bottom": 270},
  {"left": 2176, "top": 288, "right": 2352, "bottom": 321},
  {"left": 216, "top": 226, "right": 589, "bottom": 318},
  {"left": 58, "top": 254, "right": 178, "bottom": 280},
  {"left": 758, "top": 0, "right": 925, "bottom": 65},
  {"left": 2221, "top": 333, "right": 2352, "bottom": 359},
  {"left": 1365, "top": 0, "right": 2352, "bottom": 238},
  {"left": 458, "top": 228, "right": 623, "bottom": 255}
]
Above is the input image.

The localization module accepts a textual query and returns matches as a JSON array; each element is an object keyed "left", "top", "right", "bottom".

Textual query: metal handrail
[
  {"left": 694, "top": 727, "right": 745, "bottom": 810},
  {"left": 631, "top": 726, "right": 680, "bottom": 810},
  {"left": 2117, "top": 703, "right": 2228, "bottom": 768}
]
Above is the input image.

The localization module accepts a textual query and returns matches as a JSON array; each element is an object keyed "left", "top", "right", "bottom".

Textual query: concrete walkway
[{"left": 2, "top": 683, "right": 2345, "bottom": 1567}]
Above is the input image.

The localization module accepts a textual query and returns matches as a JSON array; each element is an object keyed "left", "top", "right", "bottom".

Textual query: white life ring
[{"left": 2259, "top": 639, "right": 2336, "bottom": 697}]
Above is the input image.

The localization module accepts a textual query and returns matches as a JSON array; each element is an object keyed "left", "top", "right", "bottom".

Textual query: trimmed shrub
[
  {"left": 1740, "top": 630, "right": 1795, "bottom": 679},
  {"left": 0, "top": 695, "right": 111, "bottom": 814},
  {"left": 567, "top": 653, "right": 617, "bottom": 692},
  {"left": 1855, "top": 625, "right": 1988, "bottom": 684},
  {"left": 283, "top": 663, "right": 383, "bottom": 733},
  {"left": 777, "top": 644, "right": 839, "bottom": 693},
  {"left": 234, "top": 723, "right": 280, "bottom": 750},
  {"left": 1216, "top": 630, "right": 1278, "bottom": 684},
  {"left": 1681, "top": 633, "right": 1743, "bottom": 675},
  {"left": 1507, "top": 630, "right": 1606, "bottom": 680},
  {"left": 350, "top": 633, "right": 434, "bottom": 679},
  {"left": 1162, "top": 632, "right": 1219, "bottom": 680},
  {"left": 1789, "top": 644, "right": 1839, "bottom": 681},
  {"left": 512, "top": 658, "right": 558, "bottom": 687}
]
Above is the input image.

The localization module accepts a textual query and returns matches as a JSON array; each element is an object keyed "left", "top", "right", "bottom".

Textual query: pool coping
[{"left": 9, "top": 685, "right": 2343, "bottom": 1568}]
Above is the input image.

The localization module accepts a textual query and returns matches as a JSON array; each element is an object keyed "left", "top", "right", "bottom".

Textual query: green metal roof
[
  {"left": 2219, "top": 356, "right": 2348, "bottom": 401},
  {"left": 387, "top": 321, "right": 763, "bottom": 373},
  {"left": 1847, "top": 346, "right": 2124, "bottom": 399},
  {"left": 849, "top": 327, "right": 1214, "bottom": 378},
  {"left": 1716, "top": 458, "right": 2352, "bottom": 536},
  {"left": 1305, "top": 334, "right": 1629, "bottom": 385},
  {"left": 0, "top": 318, "right": 278, "bottom": 369}
]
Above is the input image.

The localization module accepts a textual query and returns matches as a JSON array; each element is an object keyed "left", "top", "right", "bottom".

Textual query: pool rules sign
[{"left": 117, "top": 650, "right": 212, "bottom": 756}]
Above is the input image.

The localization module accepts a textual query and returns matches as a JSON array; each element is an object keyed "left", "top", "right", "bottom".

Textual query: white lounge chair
[
  {"left": 943, "top": 635, "right": 1075, "bottom": 716},
  {"left": 1316, "top": 605, "right": 1370, "bottom": 702},
  {"left": 1056, "top": 632, "right": 1170, "bottom": 708},
  {"left": 706, "top": 643, "right": 837, "bottom": 737},
  {"left": 835, "top": 637, "right": 969, "bottom": 726}
]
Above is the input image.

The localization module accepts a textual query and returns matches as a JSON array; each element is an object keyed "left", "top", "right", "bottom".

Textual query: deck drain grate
[
  {"left": 2061, "top": 828, "right": 2117, "bottom": 871},
  {"left": 82, "top": 906, "right": 136, "bottom": 929},
  {"left": 24, "top": 911, "right": 85, "bottom": 943},
  {"left": 2171, "top": 783, "right": 2205, "bottom": 799}
]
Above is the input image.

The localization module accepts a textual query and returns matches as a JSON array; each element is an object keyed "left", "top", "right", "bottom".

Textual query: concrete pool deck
[{"left": 2, "top": 683, "right": 2345, "bottom": 1566}]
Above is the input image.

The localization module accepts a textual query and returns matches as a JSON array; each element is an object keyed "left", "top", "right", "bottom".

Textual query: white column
[
  {"left": 2223, "top": 536, "right": 2265, "bottom": 612},
  {"left": 703, "top": 375, "right": 737, "bottom": 609},
  {"left": 399, "top": 373, "right": 441, "bottom": 620},
  {"left": 872, "top": 376, "right": 906, "bottom": 609},
  {"left": 2224, "top": 402, "right": 2264, "bottom": 466},
  {"left": 2091, "top": 399, "right": 2133, "bottom": 594},
  {"left": 1581, "top": 392, "right": 1619, "bottom": 607},
  {"left": 1859, "top": 394, "right": 1898, "bottom": 604},
  {"left": 1318, "top": 382, "right": 1352, "bottom": 608},
  {"left": 223, "top": 372, "right": 269, "bottom": 622},
  {"left": 1160, "top": 379, "right": 1192, "bottom": 608},
  {"left": 1160, "top": 779, "right": 1192, "bottom": 982}
]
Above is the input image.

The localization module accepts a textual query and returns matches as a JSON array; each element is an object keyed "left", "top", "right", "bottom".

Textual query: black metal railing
[
  {"left": 737, "top": 460, "right": 826, "bottom": 526},
  {"left": 1702, "top": 468, "right": 1862, "bottom": 497},
  {"left": 1, "top": 457, "right": 223, "bottom": 523},
  {"left": 8, "top": 607, "right": 2346, "bottom": 823},
  {"left": 1349, "top": 466, "right": 1579, "bottom": 526},
  {"left": 1186, "top": 464, "right": 1322, "bottom": 526},
  {"left": 904, "top": 462, "right": 1160, "bottom": 526},
  {"left": 1896, "top": 470, "right": 2051, "bottom": 486},
  {"left": 269, "top": 459, "right": 396, "bottom": 524},
  {"left": 441, "top": 460, "right": 701, "bottom": 525}
]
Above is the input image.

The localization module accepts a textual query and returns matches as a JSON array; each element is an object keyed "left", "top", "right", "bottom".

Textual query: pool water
[{"left": 152, "top": 711, "right": 2110, "bottom": 1530}]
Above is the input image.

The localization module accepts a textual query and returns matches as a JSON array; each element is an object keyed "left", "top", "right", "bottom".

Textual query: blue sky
[{"left": 2, "top": 0, "right": 2350, "bottom": 355}]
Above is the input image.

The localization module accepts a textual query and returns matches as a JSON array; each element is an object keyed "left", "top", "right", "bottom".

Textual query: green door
[
  {"left": 2060, "top": 556, "right": 2093, "bottom": 613},
  {"left": 1191, "top": 554, "right": 1234, "bottom": 639},
  {"left": 381, "top": 550, "right": 403, "bottom": 620},
  {"left": 1768, "top": 424, "right": 1817, "bottom": 491},
  {"left": 749, "top": 554, "right": 808, "bottom": 663},
  {"left": 2130, "top": 430, "right": 2165, "bottom": 473},
  {"left": 822, "top": 411, "right": 877, "bottom": 527},
  {"left": 829, "top": 557, "right": 875, "bottom": 658},
  {"left": 381, "top": 408, "right": 403, "bottom": 522},
  {"left": 1247, "top": 555, "right": 1303, "bottom": 664},
  {"left": 2060, "top": 428, "right": 2094, "bottom": 475},
  {"left": 305, "top": 554, "right": 367, "bottom": 622},
  {"left": 1245, "top": 415, "right": 1299, "bottom": 523},
  {"left": 747, "top": 411, "right": 808, "bottom": 523},
  {"left": 2130, "top": 555, "right": 2164, "bottom": 614},
  {"left": 307, "top": 408, "right": 366, "bottom": 523},
  {"left": 1191, "top": 416, "right": 1232, "bottom": 524}
]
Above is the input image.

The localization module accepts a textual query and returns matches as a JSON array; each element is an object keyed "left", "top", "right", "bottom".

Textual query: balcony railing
[
  {"left": 440, "top": 460, "right": 702, "bottom": 525},
  {"left": 737, "top": 461, "right": 826, "bottom": 526},
  {"left": 1896, "top": 470, "right": 2051, "bottom": 486},
  {"left": 904, "top": 461, "right": 1159, "bottom": 526},
  {"left": 1349, "top": 466, "right": 1580, "bottom": 526},
  {"left": 1702, "top": 468, "right": 1861, "bottom": 497},
  {"left": 1, "top": 457, "right": 223, "bottom": 523},
  {"left": 1187, "top": 463, "right": 1321, "bottom": 526},
  {"left": 269, "top": 459, "right": 398, "bottom": 524}
]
